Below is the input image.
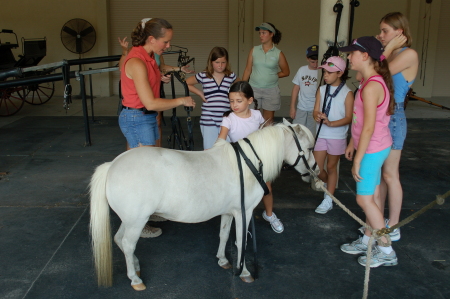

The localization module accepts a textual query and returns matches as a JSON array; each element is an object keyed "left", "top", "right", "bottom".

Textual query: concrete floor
[{"left": 0, "top": 95, "right": 449, "bottom": 298}]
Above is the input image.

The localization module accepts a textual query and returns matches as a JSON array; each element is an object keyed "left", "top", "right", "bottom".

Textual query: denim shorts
[
  {"left": 389, "top": 103, "right": 407, "bottom": 150},
  {"left": 356, "top": 146, "right": 391, "bottom": 196},
  {"left": 252, "top": 85, "right": 281, "bottom": 111},
  {"left": 118, "top": 109, "right": 159, "bottom": 148}
]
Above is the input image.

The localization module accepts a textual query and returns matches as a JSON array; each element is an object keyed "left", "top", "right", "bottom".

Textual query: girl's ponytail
[{"left": 374, "top": 59, "right": 394, "bottom": 115}]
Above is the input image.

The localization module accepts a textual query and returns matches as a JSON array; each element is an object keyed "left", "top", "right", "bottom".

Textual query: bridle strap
[
  {"left": 287, "top": 126, "right": 314, "bottom": 177},
  {"left": 234, "top": 140, "right": 270, "bottom": 196}
]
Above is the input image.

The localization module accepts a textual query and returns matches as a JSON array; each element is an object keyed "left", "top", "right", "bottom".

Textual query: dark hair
[
  {"left": 131, "top": 18, "right": 172, "bottom": 47},
  {"left": 223, "top": 81, "right": 258, "bottom": 117},
  {"left": 380, "top": 12, "right": 412, "bottom": 48},
  {"left": 267, "top": 22, "right": 282, "bottom": 44},
  {"left": 340, "top": 68, "right": 351, "bottom": 81},
  {"left": 371, "top": 58, "right": 394, "bottom": 115},
  {"left": 205, "top": 47, "right": 232, "bottom": 78},
  {"left": 308, "top": 55, "right": 318, "bottom": 61}
]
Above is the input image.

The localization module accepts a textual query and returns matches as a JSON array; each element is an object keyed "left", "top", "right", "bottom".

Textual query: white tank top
[{"left": 316, "top": 83, "right": 351, "bottom": 140}]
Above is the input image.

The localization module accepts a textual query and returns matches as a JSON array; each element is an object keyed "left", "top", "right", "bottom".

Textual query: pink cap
[{"left": 318, "top": 56, "right": 346, "bottom": 72}]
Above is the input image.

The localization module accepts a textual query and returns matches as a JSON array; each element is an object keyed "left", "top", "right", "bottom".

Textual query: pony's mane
[{"left": 214, "top": 124, "right": 288, "bottom": 183}]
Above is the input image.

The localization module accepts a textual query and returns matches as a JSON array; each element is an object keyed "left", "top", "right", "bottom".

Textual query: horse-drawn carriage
[{"left": 0, "top": 29, "right": 55, "bottom": 116}]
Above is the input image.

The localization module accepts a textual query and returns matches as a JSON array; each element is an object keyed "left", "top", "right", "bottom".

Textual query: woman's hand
[
  {"left": 161, "top": 73, "right": 171, "bottom": 84},
  {"left": 182, "top": 96, "right": 196, "bottom": 108},
  {"left": 351, "top": 162, "right": 362, "bottom": 182},
  {"left": 118, "top": 37, "right": 129, "bottom": 56}
]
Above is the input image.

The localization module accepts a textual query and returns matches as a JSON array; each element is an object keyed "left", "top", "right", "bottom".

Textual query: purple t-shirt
[{"left": 221, "top": 110, "right": 265, "bottom": 142}]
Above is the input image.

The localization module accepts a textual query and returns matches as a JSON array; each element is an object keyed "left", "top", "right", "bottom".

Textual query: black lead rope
[{"left": 231, "top": 142, "right": 248, "bottom": 276}]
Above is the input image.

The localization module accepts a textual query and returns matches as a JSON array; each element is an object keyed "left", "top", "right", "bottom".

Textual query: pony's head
[{"left": 281, "top": 118, "right": 318, "bottom": 182}]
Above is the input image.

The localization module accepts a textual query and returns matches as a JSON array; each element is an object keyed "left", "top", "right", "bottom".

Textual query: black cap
[
  {"left": 338, "top": 36, "right": 384, "bottom": 61},
  {"left": 306, "top": 45, "right": 319, "bottom": 58}
]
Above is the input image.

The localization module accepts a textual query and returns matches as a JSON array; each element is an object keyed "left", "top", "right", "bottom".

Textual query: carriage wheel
[
  {"left": 23, "top": 81, "right": 55, "bottom": 105},
  {"left": 0, "top": 87, "right": 25, "bottom": 117}
]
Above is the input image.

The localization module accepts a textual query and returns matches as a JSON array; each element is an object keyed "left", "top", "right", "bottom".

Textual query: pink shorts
[{"left": 314, "top": 138, "right": 347, "bottom": 155}]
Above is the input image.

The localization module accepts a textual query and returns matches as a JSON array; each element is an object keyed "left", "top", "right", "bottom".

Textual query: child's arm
[
  {"left": 313, "top": 88, "right": 322, "bottom": 122},
  {"left": 118, "top": 37, "right": 129, "bottom": 71},
  {"left": 277, "top": 52, "right": 290, "bottom": 78},
  {"left": 290, "top": 84, "right": 300, "bottom": 119},
  {"left": 186, "top": 76, "right": 207, "bottom": 103},
  {"left": 322, "top": 90, "right": 354, "bottom": 127},
  {"left": 345, "top": 137, "right": 354, "bottom": 161},
  {"left": 352, "top": 82, "right": 382, "bottom": 181},
  {"left": 242, "top": 48, "right": 254, "bottom": 82},
  {"left": 218, "top": 126, "right": 229, "bottom": 140}
]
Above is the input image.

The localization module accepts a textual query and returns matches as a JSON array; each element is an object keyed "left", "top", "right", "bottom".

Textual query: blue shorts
[
  {"left": 389, "top": 103, "right": 407, "bottom": 150},
  {"left": 357, "top": 147, "right": 391, "bottom": 196},
  {"left": 119, "top": 109, "right": 159, "bottom": 148}
]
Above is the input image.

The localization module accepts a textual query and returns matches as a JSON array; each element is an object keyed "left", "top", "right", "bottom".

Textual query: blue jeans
[
  {"left": 119, "top": 109, "right": 159, "bottom": 148},
  {"left": 389, "top": 103, "right": 407, "bottom": 150}
]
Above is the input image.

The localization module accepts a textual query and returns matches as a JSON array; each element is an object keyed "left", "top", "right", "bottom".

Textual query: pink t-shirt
[
  {"left": 221, "top": 110, "right": 265, "bottom": 142},
  {"left": 352, "top": 75, "right": 392, "bottom": 153}
]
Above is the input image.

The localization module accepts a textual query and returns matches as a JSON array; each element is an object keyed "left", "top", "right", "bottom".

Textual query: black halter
[{"left": 286, "top": 126, "right": 315, "bottom": 177}]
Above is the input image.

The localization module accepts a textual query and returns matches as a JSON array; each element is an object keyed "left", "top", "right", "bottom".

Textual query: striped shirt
[{"left": 196, "top": 72, "right": 237, "bottom": 127}]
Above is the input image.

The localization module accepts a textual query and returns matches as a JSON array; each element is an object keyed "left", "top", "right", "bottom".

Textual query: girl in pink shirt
[{"left": 338, "top": 36, "right": 397, "bottom": 268}]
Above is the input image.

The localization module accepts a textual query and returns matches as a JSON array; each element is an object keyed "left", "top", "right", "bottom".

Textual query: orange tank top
[{"left": 121, "top": 46, "right": 161, "bottom": 109}]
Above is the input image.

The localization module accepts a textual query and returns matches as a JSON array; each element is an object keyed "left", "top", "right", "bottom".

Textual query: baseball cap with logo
[
  {"left": 338, "top": 36, "right": 385, "bottom": 61},
  {"left": 318, "top": 56, "right": 346, "bottom": 72},
  {"left": 306, "top": 45, "right": 319, "bottom": 59}
]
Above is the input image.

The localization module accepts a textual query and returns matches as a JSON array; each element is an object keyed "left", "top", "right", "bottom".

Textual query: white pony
[{"left": 89, "top": 119, "right": 317, "bottom": 291}]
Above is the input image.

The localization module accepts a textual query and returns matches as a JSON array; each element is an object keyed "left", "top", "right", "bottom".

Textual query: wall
[{"left": 1, "top": 0, "right": 110, "bottom": 96}]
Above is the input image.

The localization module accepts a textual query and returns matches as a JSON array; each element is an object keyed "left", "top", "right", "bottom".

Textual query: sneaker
[
  {"left": 140, "top": 224, "right": 162, "bottom": 238},
  {"left": 358, "top": 247, "right": 398, "bottom": 267},
  {"left": 315, "top": 196, "right": 332, "bottom": 214},
  {"left": 262, "top": 211, "right": 284, "bottom": 233},
  {"left": 357, "top": 219, "right": 401, "bottom": 241},
  {"left": 385, "top": 219, "right": 401, "bottom": 241},
  {"left": 340, "top": 237, "right": 370, "bottom": 255},
  {"left": 149, "top": 214, "right": 167, "bottom": 222}
]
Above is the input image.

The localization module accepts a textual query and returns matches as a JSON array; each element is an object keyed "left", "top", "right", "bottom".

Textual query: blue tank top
[{"left": 392, "top": 47, "right": 415, "bottom": 103}]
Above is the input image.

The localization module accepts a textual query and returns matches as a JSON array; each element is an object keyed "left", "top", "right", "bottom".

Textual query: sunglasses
[
  {"left": 352, "top": 39, "right": 368, "bottom": 52},
  {"left": 325, "top": 62, "right": 343, "bottom": 72}
]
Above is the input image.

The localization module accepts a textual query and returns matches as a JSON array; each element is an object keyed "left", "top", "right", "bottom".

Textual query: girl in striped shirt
[{"left": 187, "top": 47, "right": 239, "bottom": 149}]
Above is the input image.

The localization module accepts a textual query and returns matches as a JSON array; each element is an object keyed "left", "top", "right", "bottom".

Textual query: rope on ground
[{"left": 310, "top": 173, "right": 449, "bottom": 299}]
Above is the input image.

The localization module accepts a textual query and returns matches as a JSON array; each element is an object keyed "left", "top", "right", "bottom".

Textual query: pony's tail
[{"left": 89, "top": 162, "right": 113, "bottom": 287}]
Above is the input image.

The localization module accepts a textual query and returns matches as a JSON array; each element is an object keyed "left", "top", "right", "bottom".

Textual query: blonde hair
[
  {"left": 380, "top": 12, "right": 412, "bottom": 48},
  {"left": 205, "top": 47, "right": 232, "bottom": 78}
]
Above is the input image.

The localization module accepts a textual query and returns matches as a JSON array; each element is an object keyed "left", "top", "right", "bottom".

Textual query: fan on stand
[{"left": 60, "top": 18, "right": 96, "bottom": 99}]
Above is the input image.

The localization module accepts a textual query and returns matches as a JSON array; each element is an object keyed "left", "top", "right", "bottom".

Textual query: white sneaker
[
  {"left": 140, "top": 224, "right": 162, "bottom": 238},
  {"left": 262, "top": 211, "right": 284, "bottom": 233},
  {"left": 315, "top": 196, "right": 332, "bottom": 214}
]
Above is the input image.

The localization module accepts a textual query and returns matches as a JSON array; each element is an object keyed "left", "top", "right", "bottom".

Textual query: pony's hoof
[
  {"left": 240, "top": 275, "right": 254, "bottom": 283},
  {"left": 136, "top": 271, "right": 140, "bottom": 277},
  {"left": 132, "top": 283, "right": 146, "bottom": 291},
  {"left": 220, "top": 262, "right": 232, "bottom": 269}
]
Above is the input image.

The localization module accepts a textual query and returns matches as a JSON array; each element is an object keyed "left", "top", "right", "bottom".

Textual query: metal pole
[
  {"left": 89, "top": 67, "right": 95, "bottom": 122},
  {"left": 79, "top": 73, "right": 91, "bottom": 146}
]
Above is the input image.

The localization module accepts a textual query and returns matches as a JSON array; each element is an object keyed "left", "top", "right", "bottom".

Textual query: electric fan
[{"left": 60, "top": 18, "right": 96, "bottom": 55}]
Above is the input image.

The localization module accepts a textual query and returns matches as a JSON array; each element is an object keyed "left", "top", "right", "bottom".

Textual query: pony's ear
[{"left": 282, "top": 118, "right": 292, "bottom": 126}]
